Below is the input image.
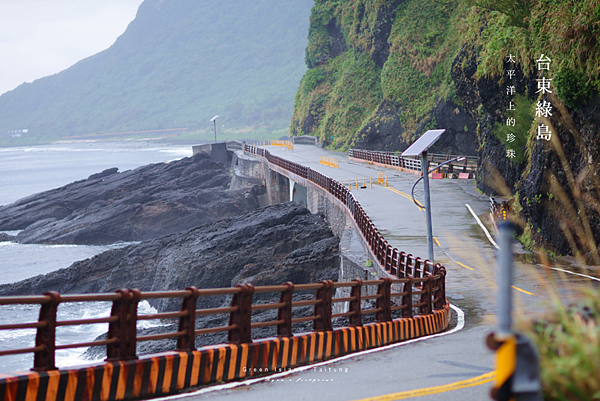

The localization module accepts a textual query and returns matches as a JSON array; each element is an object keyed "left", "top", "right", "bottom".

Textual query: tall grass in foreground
[
  {"left": 484, "top": 93, "right": 600, "bottom": 400},
  {"left": 528, "top": 290, "right": 600, "bottom": 400}
]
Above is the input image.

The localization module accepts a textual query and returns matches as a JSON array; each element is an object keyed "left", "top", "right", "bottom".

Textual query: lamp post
[
  {"left": 401, "top": 129, "right": 447, "bottom": 263},
  {"left": 210, "top": 115, "right": 219, "bottom": 143},
  {"left": 410, "top": 155, "right": 465, "bottom": 262}
]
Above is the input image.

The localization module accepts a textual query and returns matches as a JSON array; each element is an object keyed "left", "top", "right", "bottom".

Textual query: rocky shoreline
[
  {"left": 0, "top": 149, "right": 343, "bottom": 360},
  {"left": 0, "top": 202, "right": 340, "bottom": 312},
  {"left": 0, "top": 152, "right": 261, "bottom": 245}
]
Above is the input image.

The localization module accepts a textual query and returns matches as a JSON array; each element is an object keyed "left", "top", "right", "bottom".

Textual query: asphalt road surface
[{"left": 156, "top": 144, "right": 598, "bottom": 401}]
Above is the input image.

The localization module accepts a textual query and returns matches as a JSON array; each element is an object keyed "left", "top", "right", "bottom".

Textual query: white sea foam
[{"left": 0, "top": 300, "right": 167, "bottom": 373}]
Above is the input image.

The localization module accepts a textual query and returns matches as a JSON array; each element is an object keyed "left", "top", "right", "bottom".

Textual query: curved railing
[
  {"left": 0, "top": 145, "right": 452, "bottom": 401},
  {"left": 244, "top": 144, "right": 446, "bottom": 294},
  {"left": 0, "top": 274, "right": 446, "bottom": 371},
  {"left": 348, "top": 148, "right": 478, "bottom": 175}
]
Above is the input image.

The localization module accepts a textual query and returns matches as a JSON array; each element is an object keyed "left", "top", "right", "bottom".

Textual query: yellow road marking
[
  {"left": 383, "top": 186, "right": 537, "bottom": 295},
  {"left": 456, "top": 261, "right": 475, "bottom": 271},
  {"left": 384, "top": 186, "right": 424, "bottom": 209},
  {"left": 352, "top": 371, "right": 496, "bottom": 400},
  {"left": 511, "top": 285, "right": 536, "bottom": 296},
  {"left": 455, "top": 261, "right": 536, "bottom": 296}
]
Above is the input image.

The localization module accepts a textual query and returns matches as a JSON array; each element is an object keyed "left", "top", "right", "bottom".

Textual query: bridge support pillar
[
  {"left": 290, "top": 181, "right": 307, "bottom": 208},
  {"left": 266, "top": 168, "right": 290, "bottom": 205}
]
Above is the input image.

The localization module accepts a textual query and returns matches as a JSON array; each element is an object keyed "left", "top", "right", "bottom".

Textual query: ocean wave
[{"left": 0, "top": 300, "right": 167, "bottom": 373}]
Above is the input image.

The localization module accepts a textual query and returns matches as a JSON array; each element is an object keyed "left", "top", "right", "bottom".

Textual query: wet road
[{"left": 160, "top": 144, "right": 598, "bottom": 401}]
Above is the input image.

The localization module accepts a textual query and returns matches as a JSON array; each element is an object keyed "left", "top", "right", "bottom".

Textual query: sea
[{"left": 0, "top": 140, "right": 194, "bottom": 374}]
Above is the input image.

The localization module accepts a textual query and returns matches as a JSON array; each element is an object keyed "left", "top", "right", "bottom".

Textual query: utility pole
[{"left": 402, "top": 129, "right": 447, "bottom": 263}]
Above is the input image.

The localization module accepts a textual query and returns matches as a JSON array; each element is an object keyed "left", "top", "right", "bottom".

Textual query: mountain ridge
[{"left": 0, "top": 0, "right": 313, "bottom": 142}]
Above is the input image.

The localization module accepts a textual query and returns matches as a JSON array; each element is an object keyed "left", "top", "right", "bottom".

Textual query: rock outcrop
[
  {"left": 0, "top": 202, "right": 340, "bottom": 312},
  {"left": 451, "top": 45, "right": 600, "bottom": 257},
  {"left": 0, "top": 152, "right": 261, "bottom": 245},
  {"left": 0, "top": 233, "right": 14, "bottom": 242}
]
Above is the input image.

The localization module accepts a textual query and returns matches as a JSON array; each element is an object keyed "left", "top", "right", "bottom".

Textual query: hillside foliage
[
  {"left": 292, "top": 0, "right": 600, "bottom": 150},
  {"left": 291, "top": 0, "right": 469, "bottom": 149}
]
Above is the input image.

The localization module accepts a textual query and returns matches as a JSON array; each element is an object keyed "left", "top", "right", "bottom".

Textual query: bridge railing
[
  {"left": 0, "top": 145, "right": 448, "bottom": 372},
  {"left": 0, "top": 273, "right": 444, "bottom": 371},
  {"left": 348, "top": 148, "right": 477, "bottom": 174},
  {"left": 244, "top": 144, "right": 446, "bottom": 307}
]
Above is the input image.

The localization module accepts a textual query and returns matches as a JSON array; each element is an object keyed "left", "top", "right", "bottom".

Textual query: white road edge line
[
  {"left": 464, "top": 205, "right": 600, "bottom": 282},
  {"left": 465, "top": 204, "right": 500, "bottom": 250},
  {"left": 153, "top": 305, "right": 466, "bottom": 400},
  {"left": 549, "top": 267, "right": 600, "bottom": 282}
]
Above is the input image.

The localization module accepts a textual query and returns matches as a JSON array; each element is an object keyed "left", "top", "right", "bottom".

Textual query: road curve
[{"left": 163, "top": 144, "right": 595, "bottom": 401}]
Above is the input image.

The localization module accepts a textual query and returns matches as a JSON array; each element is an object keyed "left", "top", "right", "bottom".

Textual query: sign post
[
  {"left": 421, "top": 151, "right": 434, "bottom": 262},
  {"left": 210, "top": 115, "right": 219, "bottom": 143},
  {"left": 487, "top": 221, "right": 542, "bottom": 401}
]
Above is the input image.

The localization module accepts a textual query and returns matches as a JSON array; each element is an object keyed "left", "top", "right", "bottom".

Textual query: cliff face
[
  {"left": 294, "top": 0, "right": 600, "bottom": 257},
  {"left": 291, "top": 0, "right": 479, "bottom": 155},
  {"left": 448, "top": 5, "right": 600, "bottom": 259}
]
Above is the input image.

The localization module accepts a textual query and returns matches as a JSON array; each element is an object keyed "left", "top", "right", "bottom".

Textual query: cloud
[{"left": 0, "top": 0, "right": 143, "bottom": 95}]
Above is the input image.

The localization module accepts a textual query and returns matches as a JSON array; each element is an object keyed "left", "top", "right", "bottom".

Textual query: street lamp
[
  {"left": 210, "top": 115, "right": 219, "bottom": 143},
  {"left": 401, "top": 129, "right": 449, "bottom": 263},
  {"left": 410, "top": 155, "right": 466, "bottom": 208}
]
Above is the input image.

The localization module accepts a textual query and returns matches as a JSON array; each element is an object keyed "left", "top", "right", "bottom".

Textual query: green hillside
[
  {"left": 0, "top": 0, "right": 313, "bottom": 145},
  {"left": 292, "top": 0, "right": 600, "bottom": 258},
  {"left": 291, "top": 0, "right": 475, "bottom": 153}
]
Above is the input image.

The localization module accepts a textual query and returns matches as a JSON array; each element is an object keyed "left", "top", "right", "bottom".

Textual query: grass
[
  {"left": 484, "top": 92, "right": 600, "bottom": 398},
  {"left": 523, "top": 290, "right": 600, "bottom": 400},
  {"left": 464, "top": 0, "right": 600, "bottom": 108}
]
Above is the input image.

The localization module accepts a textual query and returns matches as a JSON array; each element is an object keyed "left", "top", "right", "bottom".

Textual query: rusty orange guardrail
[
  {"left": 0, "top": 275, "right": 445, "bottom": 371},
  {"left": 244, "top": 144, "right": 446, "bottom": 289},
  {"left": 0, "top": 144, "right": 451, "bottom": 401}
]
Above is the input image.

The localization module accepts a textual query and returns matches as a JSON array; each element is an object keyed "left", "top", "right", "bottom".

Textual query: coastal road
[{"left": 159, "top": 144, "right": 597, "bottom": 401}]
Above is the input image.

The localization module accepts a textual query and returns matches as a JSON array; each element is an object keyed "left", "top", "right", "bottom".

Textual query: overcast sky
[{"left": 0, "top": 0, "right": 143, "bottom": 96}]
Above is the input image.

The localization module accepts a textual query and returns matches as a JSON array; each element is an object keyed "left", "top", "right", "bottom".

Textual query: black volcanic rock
[
  {"left": 0, "top": 152, "right": 260, "bottom": 245},
  {"left": 0, "top": 233, "right": 14, "bottom": 242},
  {"left": 0, "top": 202, "right": 340, "bottom": 312}
]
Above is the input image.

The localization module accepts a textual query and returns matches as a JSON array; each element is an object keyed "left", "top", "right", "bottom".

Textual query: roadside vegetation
[
  {"left": 291, "top": 0, "right": 468, "bottom": 148},
  {"left": 489, "top": 95, "right": 600, "bottom": 399}
]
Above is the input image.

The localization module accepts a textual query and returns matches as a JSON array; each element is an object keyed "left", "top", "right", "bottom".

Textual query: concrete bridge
[
  {"left": 1, "top": 141, "right": 595, "bottom": 401},
  {"left": 184, "top": 142, "right": 593, "bottom": 400}
]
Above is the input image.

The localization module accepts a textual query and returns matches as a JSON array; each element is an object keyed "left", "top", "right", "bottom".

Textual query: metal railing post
[
  {"left": 177, "top": 286, "right": 200, "bottom": 352},
  {"left": 414, "top": 256, "right": 421, "bottom": 278},
  {"left": 32, "top": 291, "right": 60, "bottom": 371},
  {"left": 433, "top": 265, "right": 446, "bottom": 309},
  {"left": 349, "top": 279, "right": 363, "bottom": 326},
  {"left": 314, "top": 281, "right": 333, "bottom": 331},
  {"left": 376, "top": 278, "right": 392, "bottom": 322},
  {"left": 402, "top": 277, "right": 413, "bottom": 318},
  {"left": 107, "top": 289, "right": 139, "bottom": 361},
  {"left": 420, "top": 276, "right": 433, "bottom": 315},
  {"left": 228, "top": 284, "right": 254, "bottom": 344},
  {"left": 277, "top": 282, "right": 294, "bottom": 337}
]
